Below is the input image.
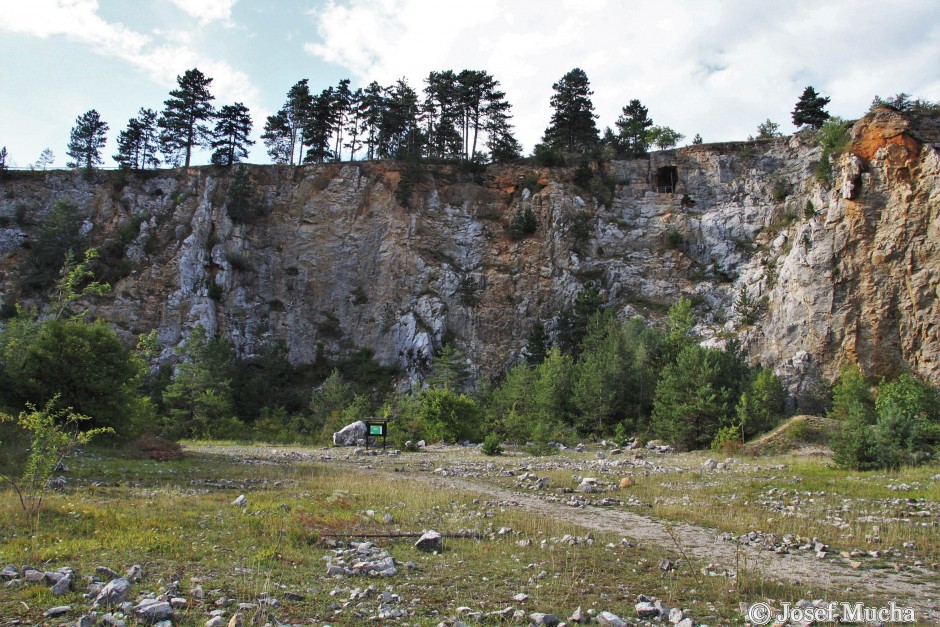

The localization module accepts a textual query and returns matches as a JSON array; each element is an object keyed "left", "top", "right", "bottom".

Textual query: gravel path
[
  {"left": 407, "top": 471, "right": 940, "bottom": 622},
  {"left": 188, "top": 444, "right": 940, "bottom": 621}
]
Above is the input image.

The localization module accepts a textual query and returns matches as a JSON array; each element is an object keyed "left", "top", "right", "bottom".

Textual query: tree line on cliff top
[{"left": 15, "top": 65, "right": 902, "bottom": 174}]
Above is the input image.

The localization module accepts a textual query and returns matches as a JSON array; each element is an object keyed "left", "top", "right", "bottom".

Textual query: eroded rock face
[{"left": 0, "top": 110, "right": 937, "bottom": 396}]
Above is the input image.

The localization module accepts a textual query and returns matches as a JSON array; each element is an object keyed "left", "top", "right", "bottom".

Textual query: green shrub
[
  {"left": 417, "top": 387, "right": 480, "bottom": 443},
  {"left": 569, "top": 211, "right": 593, "bottom": 254},
  {"left": 509, "top": 205, "right": 538, "bottom": 240},
  {"left": 481, "top": 433, "right": 503, "bottom": 456},
  {"left": 533, "top": 143, "right": 565, "bottom": 167},
  {"left": 710, "top": 424, "right": 743, "bottom": 452},
  {"left": 829, "top": 367, "right": 940, "bottom": 469},
  {"left": 664, "top": 229, "right": 684, "bottom": 250},
  {"left": 0, "top": 396, "right": 112, "bottom": 521}
]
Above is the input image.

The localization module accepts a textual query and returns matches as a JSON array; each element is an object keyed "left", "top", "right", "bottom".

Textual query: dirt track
[
  {"left": 191, "top": 444, "right": 940, "bottom": 621},
  {"left": 393, "top": 470, "right": 939, "bottom": 621}
]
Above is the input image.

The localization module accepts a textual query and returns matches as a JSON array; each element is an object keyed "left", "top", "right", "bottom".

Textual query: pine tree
[
  {"left": 651, "top": 344, "right": 727, "bottom": 450},
  {"left": 303, "top": 87, "right": 339, "bottom": 164},
  {"left": 379, "top": 79, "right": 421, "bottom": 159},
  {"left": 0, "top": 146, "right": 8, "bottom": 173},
  {"left": 211, "top": 102, "right": 254, "bottom": 166},
  {"left": 360, "top": 81, "right": 387, "bottom": 160},
  {"left": 542, "top": 68, "right": 599, "bottom": 154},
  {"left": 344, "top": 87, "right": 365, "bottom": 161},
  {"left": 225, "top": 165, "right": 257, "bottom": 223},
  {"left": 332, "top": 79, "right": 352, "bottom": 161},
  {"left": 261, "top": 109, "right": 293, "bottom": 164},
  {"left": 423, "top": 70, "right": 462, "bottom": 159},
  {"left": 114, "top": 108, "right": 160, "bottom": 170},
  {"left": 525, "top": 321, "right": 549, "bottom": 367},
  {"left": 792, "top": 86, "right": 831, "bottom": 129},
  {"left": 36, "top": 148, "right": 55, "bottom": 170},
  {"left": 66, "top": 109, "right": 109, "bottom": 170},
  {"left": 615, "top": 99, "right": 653, "bottom": 158},
  {"left": 158, "top": 68, "right": 216, "bottom": 167},
  {"left": 161, "top": 325, "right": 235, "bottom": 439}
]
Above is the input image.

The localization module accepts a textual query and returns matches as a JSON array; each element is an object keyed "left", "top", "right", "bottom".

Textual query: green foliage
[
  {"left": 50, "top": 248, "right": 111, "bottom": 319},
  {"left": 252, "top": 406, "right": 305, "bottom": 443},
  {"left": 573, "top": 160, "right": 593, "bottom": 189},
  {"left": 751, "top": 119, "right": 782, "bottom": 140},
  {"left": 30, "top": 198, "right": 85, "bottom": 289},
  {"left": 508, "top": 205, "right": 538, "bottom": 240},
  {"left": 541, "top": 68, "right": 600, "bottom": 154},
  {"left": 826, "top": 364, "right": 915, "bottom": 471},
  {"left": 735, "top": 285, "right": 761, "bottom": 326},
  {"left": 664, "top": 296, "right": 695, "bottom": 361},
  {"left": 792, "top": 86, "right": 831, "bottom": 129},
  {"left": 226, "top": 166, "right": 260, "bottom": 223},
  {"left": 0, "top": 396, "right": 112, "bottom": 520},
  {"left": 557, "top": 283, "right": 604, "bottom": 354},
  {"left": 571, "top": 311, "right": 628, "bottom": 435},
  {"left": 309, "top": 368, "right": 355, "bottom": 437},
  {"left": 664, "top": 229, "right": 684, "bottom": 251},
  {"left": 230, "top": 342, "right": 308, "bottom": 425},
  {"left": 417, "top": 387, "right": 480, "bottom": 443},
  {"left": 114, "top": 108, "right": 160, "bottom": 170},
  {"left": 458, "top": 275, "right": 479, "bottom": 307},
  {"left": 615, "top": 99, "right": 653, "bottom": 157},
  {"left": 211, "top": 102, "right": 254, "bottom": 166},
  {"left": 651, "top": 344, "right": 732, "bottom": 450},
  {"left": 485, "top": 348, "right": 573, "bottom": 444},
  {"left": 736, "top": 368, "right": 786, "bottom": 438},
  {"left": 869, "top": 93, "right": 940, "bottom": 117},
  {"left": 481, "top": 433, "right": 503, "bottom": 456},
  {"left": 817, "top": 117, "right": 852, "bottom": 153},
  {"left": 161, "top": 325, "right": 237, "bottom": 439},
  {"left": 646, "top": 125, "right": 684, "bottom": 150},
  {"left": 1, "top": 251, "right": 153, "bottom": 437},
  {"left": 710, "top": 423, "right": 743, "bottom": 452},
  {"left": 16, "top": 318, "right": 148, "bottom": 435},
  {"left": 66, "top": 109, "right": 109, "bottom": 170},
  {"left": 525, "top": 320, "right": 549, "bottom": 367},
  {"left": 828, "top": 363, "right": 874, "bottom": 422},
  {"left": 532, "top": 143, "right": 566, "bottom": 166},
  {"left": 427, "top": 344, "right": 469, "bottom": 390},
  {"left": 568, "top": 210, "right": 593, "bottom": 254},
  {"left": 158, "top": 67, "right": 216, "bottom": 167}
]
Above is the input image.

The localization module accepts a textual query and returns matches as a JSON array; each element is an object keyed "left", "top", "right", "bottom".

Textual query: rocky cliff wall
[{"left": 1, "top": 109, "right": 937, "bottom": 393}]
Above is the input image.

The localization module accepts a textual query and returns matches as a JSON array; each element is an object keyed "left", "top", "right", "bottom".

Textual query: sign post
[{"left": 365, "top": 419, "right": 388, "bottom": 450}]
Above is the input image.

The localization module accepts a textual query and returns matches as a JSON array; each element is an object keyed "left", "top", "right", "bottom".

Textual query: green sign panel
[{"left": 369, "top": 424, "right": 384, "bottom": 436}]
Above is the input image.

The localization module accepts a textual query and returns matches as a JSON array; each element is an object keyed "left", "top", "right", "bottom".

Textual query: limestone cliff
[{"left": 0, "top": 108, "right": 938, "bottom": 394}]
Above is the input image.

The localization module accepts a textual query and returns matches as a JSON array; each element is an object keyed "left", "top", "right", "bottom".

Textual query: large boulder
[{"left": 333, "top": 421, "right": 367, "bottom": 447}]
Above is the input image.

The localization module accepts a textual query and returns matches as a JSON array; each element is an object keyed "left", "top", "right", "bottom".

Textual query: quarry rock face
[{"left": 0, "top": 109, "right": 938, "bottom": 396}]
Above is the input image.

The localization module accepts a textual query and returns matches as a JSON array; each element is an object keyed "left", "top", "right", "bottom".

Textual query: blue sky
[{"left": 1, "top": 0, "right": 938, "bottom": 168}]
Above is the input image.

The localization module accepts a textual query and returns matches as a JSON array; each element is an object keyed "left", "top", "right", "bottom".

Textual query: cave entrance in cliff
[{"left": 654, "top": 166, "right": 678, "bottom": 193}]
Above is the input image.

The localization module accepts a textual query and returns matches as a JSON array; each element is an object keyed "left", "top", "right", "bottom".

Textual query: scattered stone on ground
[{"left": 414, "top": 530, "right": 443, "bottom": 552}]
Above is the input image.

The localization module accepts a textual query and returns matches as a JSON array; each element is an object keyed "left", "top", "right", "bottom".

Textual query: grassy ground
[
  {"left": 482, "top": 449, "right": 940, "bottom": 567},
  {"left": 0, "top": 444, "right": 937, "bottom": 625}
]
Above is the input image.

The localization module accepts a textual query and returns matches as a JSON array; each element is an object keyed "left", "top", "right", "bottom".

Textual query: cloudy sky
[{"left": 1, "top": 0, "right": 938, "bottom": 168}]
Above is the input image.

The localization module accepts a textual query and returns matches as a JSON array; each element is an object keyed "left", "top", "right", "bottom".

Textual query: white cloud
[
  {"left": 165, "top": 0, "right": 237, "bottom": 25},
  {"left": 0, "top": 0, "right": 261, "bottom": 119},
  {"left": 303, "top": 0, "right": 940, "bottom": 150}
]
